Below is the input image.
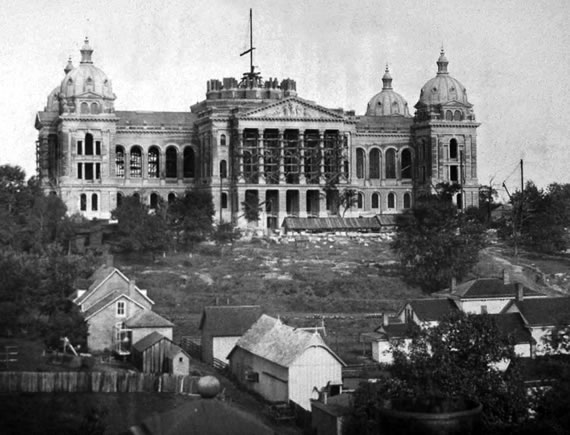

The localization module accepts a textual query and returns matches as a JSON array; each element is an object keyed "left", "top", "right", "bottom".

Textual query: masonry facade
[{"left": 36, "top": 38, "right": 479, "bottom": 230}]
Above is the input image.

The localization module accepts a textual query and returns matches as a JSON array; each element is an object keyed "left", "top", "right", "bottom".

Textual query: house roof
[
  {"left": 311, "top": 393, "right": 352, "bottom": 417},
  {"left": 402, "top": 298, "right": 460, "bottom": 322},
  {"left": 129, "top": 397, "right": 274, "bottom": 435},
  {"left": 374, "top": 322, "right": 415, "bottom": 339},
  {"left": 230, "top": 315, "right": 345, "bottom": 368},
  {"left": 282, "top": 217, "right": 381, "bottom": 232},
  {"left": 489, "top": 313, "right": 533, "bottom": 344},
  {"left": 504, "top": 297, "right": 570, "bottom": 326},
  {"left": 165, "top": 343, "right": 190, "bottom": 360},
  {"left": 75, "top": 265, "right": 154, "bottom": 306},
  {"left": 132, "top": 331, "right": 169, "bottom": 353},
  {"left": 125, "top": 310, "right": 174, "bottom": 328},
  {"left": 436, "top": 278, "right": 542, "bottom": 300},
  {"left": 199, "top": 305, "right": 262, "bottom": 336},
  {"left": 510, "top": 355, "right": 570, "bottom": 384},
  {"left": 84, "top": 292, "right": 145, "bottom": 320}
]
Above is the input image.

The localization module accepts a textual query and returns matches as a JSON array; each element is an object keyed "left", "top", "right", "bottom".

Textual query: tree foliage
[
  {"left": 345, "top": 313, "right": 529, "bottom": 434},
  {"left": 499, "top": 181, "right": 570, "bottom": 254},
  {"left": 111, "top": 194, "right": 169, "bottom": 255},
  {"left": 168, "top": 187, "right": 215, "bottom": 248},
  {"left": 392, "top": 189, "right": 486, "bottom": 292}
]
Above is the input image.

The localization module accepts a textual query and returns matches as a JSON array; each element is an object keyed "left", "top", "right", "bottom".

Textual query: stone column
[
  {"left": 318, "top": 132, "right": 325, "bottom": 184},
  {"left": 238, "top": 129, "right": 245, "bottom": 183},
  {"left": 299, "top": 189, "right": 307, "bottom": 218},
  {"left": 258, "top": 130, "right": 265, "bottom": 184},
  {"left": 177, "top": 147, "right": 184, "bottom": 181},
  {"left": 299, "top": 131, "right": 305, "bottom": 184},
  {"left": 278, "top": 130, "right": 286, "bottom": 183}
]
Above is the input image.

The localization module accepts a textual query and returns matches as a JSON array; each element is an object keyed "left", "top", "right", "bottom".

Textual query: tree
[
  {"left": 345, "top": 313, "right": 529, "bottom": 434},
  {"left": 499, "top": 181, "right": 569, "bottom": 254},
  {"left": 212, "top": 221, "right": 241, "bottom": 248},
  {"left": 392, "top": 191, "right": 486, "bottom": 292},
  {"left": 168, "top": 187, "right": 214, "bottom": 248},
  {"left": 241, "top": 190, "right": 261, "bottom": 223},
  {"left": 111, "top": 194, "right": 169, "bottom": 255}
]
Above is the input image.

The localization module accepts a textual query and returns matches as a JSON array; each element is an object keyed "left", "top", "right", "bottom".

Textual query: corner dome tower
[
  {"left": 366, "top": 65, "right": 411, "bottom": 117},
  {"left": 57, "top": 38, "right": 116, "bottom": 115},
  {"left": 415, "top": 49, "right": 475, "bottom": 121}
]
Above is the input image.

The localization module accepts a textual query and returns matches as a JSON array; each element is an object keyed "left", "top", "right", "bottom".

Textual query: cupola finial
[
  {"left": 437, "top": 47, "right": 449, "bottom": 75},
  {"left": 382, "top": 64, "right": 393, "bottom": 90},
  {"left": 64, "top": 56, "right": 74, "bottom": 74},
  {"left": 80, "top": 37, "right": 93, "bottom": 64}
]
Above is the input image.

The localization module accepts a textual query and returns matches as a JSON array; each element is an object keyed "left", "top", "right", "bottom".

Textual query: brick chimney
[
  {"left": 128, "top": 279, "right": 136, "bottom": 297},
  {"left": 515, "top": 283, "right": 524, "bottom": 302},
  {"left": 450, "top": 277, "right": 457, "bottom": 293},
  {"left": 503, "top": 269, "right": 511, "bottom": 285},
  {"left": 383, "top": 313, "right": 389, "bottom": 327},
  {"left": 106, "top": 254, "right": 114, "bottom": 268}
]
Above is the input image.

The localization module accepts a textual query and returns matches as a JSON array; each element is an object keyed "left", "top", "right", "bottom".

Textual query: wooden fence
[
  {"left": 180, "top": 337, "right": 202, "bottom": 360},
  {"left": 0, "top": 371, "right": 200, "bottom": 394}
]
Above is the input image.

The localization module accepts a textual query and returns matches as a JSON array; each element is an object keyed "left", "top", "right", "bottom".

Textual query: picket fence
[{"left": 0, "top": 371, "right": 199, "bottom": 394}]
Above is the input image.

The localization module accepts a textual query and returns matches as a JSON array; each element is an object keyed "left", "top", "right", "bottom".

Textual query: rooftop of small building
[
  {"left": 505, "top": 297, "right": 570, "bottom": 326},
  {"left": 435, "top": 277, "right": 543, "bottom": 300},
  {"left": 402, "top": 298, "right": 460, "bottom": 322},
  {"left": 198, "top": 305, "right": 262, "bottom": 336}
]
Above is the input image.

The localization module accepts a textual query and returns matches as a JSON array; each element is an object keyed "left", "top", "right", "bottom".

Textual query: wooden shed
[{"left": 131, "top": 332, "right": 189, "bottom": 374}]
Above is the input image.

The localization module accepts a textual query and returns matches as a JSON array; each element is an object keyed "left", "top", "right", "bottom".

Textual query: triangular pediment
[
  {"left": 240, "top": 97, "right": 345, "bottom": 120},
  {"left": 73, "top": 91, "right": 106, "bottom": 99}
]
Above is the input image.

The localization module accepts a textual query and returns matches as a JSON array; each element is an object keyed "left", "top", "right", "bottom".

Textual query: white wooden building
[{"left": 227, "top": 315, "right": 345, "bottom": 410}]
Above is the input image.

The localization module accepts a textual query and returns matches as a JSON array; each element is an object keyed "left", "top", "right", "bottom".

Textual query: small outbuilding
[
  {"left": 228, "top": 314, "right": 345, "bottom": 411},
  {"left": 131, "top": 332, "right": 190, "bottom": 375},
  {"left": 199, "top": 305, "right": 262, "bottom": 365}
]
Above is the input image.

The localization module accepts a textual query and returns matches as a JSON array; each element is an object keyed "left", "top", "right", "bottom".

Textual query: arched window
[
  {"left": 454, "top": 110, "right": 462, "bottom": 121},
  {"left": 80, "top": 194, "right": 87, "bottom": 211},
  {"left": 369, "top": 149, "right": 380, "bottom": 179},
  {"left": 132, "top": 192, "right": 140, "bottom": 201},
  {"left": 449, "top": 139, "right": 458, "bottom": 160},
  {"left": 221, "top": 192, "right": 228, "bottom": 209},
  {"left": 85, "top": 133, "right": 94, "bottom": 155},
  {"left": 116, "top": 192, "right": 123, "bottom": 208},
  {"left": 148, "top": 147, "right": 160, "bottom": 178},
  {"left": 90, "top": 102, "right": 99, "bottom": 114},
  {"left": 392, "top": 101, "right": 400, "bottom": 114},
  {"left": 356, "top": 148, "right": 365, "bottom": 179},
  {"left": 388, "top": 193, "right": 396, "bottom": 209},
  {"left": 219, "top": 160, "right": 227, "bottom": 179},
  {"left": 91, "top": 193, "right": 98, "bottom": 211},
  {"left": 220, "top": 134, "right": 227, "bottom": 146},
  {"left": 386, "top": 149, "right": 396, "bottom": 179},
  {"left": 150, "top": 193, "right": 159, "bottom": 209},
  {"left": 184, "top": 147, "right": 196, "bottom": 178},
  {"left": 372, "top": 193, "right": 380, "bottom": 209},
  {"left": 401, "top": 149, "right": 412, "bottom": 179},
  {"left": 168, "top": 193, "right": 176, "bottom": 204},
  {"left": 80, "top": 102, "right": 89, "bottom": 114},
  {"left": 357, "top": 193, "right": 364, "bottom": 209},
  {"left": 130, "top": 147, "right": 142, "bottom": 177},
  {"left": 166, "top": 147, "right": 178, "bottom": 178},
  {"left": 445, "top": 110, "right": 453, "bottom": 121},
  {"left": 404, "top": 193, "right": 411, "bottom": 209},
  {"left": 115, "top": 146, "right": 125, "bottom": 177}
]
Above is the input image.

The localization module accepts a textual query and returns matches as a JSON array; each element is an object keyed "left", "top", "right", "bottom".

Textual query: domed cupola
[
  {"left": 57, "top": 38, "right": 116, "bottom": 115},
  {"left": 365, "top": 65, "right": 411, "bottom": 117},
  {"left": 415, "top": 49, "right": 475, "bottom": 121}
]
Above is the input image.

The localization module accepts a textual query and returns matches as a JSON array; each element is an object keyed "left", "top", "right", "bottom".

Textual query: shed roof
[
  {"left": 436, "top": 278, "right": 542, "bottom": 300},
  {"left": 165, "top": 343, "right": 190, "bottom": 360},
  {"left": 199, "top": 305, "right": 262, "bottom": 336},
  {"left": 374, "top": 322, "right": 416, "bottom": 339},
  {"left": 403, "top": 298, "right": 460, "bottom": 322},
  {"left": 282, "top": 217, "right": 381, "bottom": 232},
  {"left": 505, "top": 297, "right": 570, "bottom": 326},
  {"left": 230, "top": 315, "right": 345, "bottom": 368},
  {"left": 125, "top": 310, "right": 174, "bottom": 328},
  {"left": 132, "top": 331, "right": 169, "bottom": 353}
]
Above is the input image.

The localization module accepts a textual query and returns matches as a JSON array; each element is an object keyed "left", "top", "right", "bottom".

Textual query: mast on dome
[{"left": 239, "top": 8, "right": 261, "bottom": 88}]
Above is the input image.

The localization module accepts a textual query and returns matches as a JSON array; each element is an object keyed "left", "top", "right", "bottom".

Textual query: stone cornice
[
  {"left": 412, "top": 121, "right": 480, "bottom": 130},
  {"left": 60, "top": 115, "right": 119, "bottom": 123},
  {"left": 116, "top": 127, "right": 192, "bottom": 135}
]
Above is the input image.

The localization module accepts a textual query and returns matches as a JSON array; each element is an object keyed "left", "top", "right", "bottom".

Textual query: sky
[{"left": 1, "top": 0, "right": 569, "bottom": 198}]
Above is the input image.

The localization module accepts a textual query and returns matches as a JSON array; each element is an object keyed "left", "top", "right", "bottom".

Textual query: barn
[{"left": 228, "top": 315, "right": 345, "bottom": 410}]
